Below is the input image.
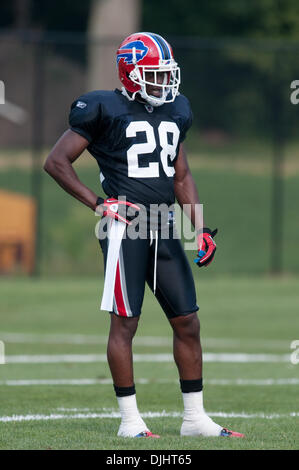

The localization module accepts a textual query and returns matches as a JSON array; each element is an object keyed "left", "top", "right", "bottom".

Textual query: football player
[{"left": 44, "top": 32, "right": 244, "bottom": 439}]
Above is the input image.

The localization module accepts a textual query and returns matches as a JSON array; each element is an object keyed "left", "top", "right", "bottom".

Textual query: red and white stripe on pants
[{"left": 113, "top": 248, "right": 132, "bottom": 317}]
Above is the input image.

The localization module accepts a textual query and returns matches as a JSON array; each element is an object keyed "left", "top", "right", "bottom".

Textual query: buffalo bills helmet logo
[{"left": 117, "top": 40, "right": 148, "bottom": 65}]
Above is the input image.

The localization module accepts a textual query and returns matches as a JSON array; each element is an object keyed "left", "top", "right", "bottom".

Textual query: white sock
[
  {"left": 117, "top": 394, "right": 148, "bottom": 437},
  {"left": 182, "top": 391, "right": 205, "bottom": 417},
  {"left": 181, "top": 391, "right": 222, "bottom": 437}
]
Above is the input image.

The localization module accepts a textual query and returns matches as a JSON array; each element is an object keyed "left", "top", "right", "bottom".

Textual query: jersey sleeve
[
  {"left": 179, "top": 96, "right": 193, "bottom": 143},
  {"left": 68, "top": 93, "right": 102, "bottom": 143}
]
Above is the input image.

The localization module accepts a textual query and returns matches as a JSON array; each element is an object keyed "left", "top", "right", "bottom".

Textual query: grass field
[
  {"left": 0, "top": 140, "right": 298, "bottom": 450},
  {"left": 0, "top": 276, "right": 298, "bottom": 450}
]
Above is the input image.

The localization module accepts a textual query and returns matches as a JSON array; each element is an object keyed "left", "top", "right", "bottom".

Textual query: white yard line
[
  {"left": 3, "top": 353, "right": 291, "bottom": 364},
  {"left": 0, "top": 379, "right": 113, "bottom": 386},
  {"left": 0, "top": 378, "right": 298, "bottom": 386},
  {"left": 0, "top": 333, "right": 171, "bottom": 346},
  {"left": 0, "top": 332, "right": 290, "bottom": 349},
  {"left": 203, "top": 378, "right": 299, "bottom": 385},
  {"left": 0, "top": 410, "right": 298, "bottom": 423}
]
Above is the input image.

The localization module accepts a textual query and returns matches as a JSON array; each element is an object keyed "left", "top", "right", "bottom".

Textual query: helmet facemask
[{"left": 129, "top": 59, "right": 180, "bottom": 107}]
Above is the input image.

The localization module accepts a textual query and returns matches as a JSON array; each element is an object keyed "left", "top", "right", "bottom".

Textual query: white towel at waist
[{"left": 100, "top": 219, "right": 126, "bottom": 311}]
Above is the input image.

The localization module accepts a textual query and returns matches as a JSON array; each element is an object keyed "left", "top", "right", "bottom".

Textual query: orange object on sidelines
[{"left": 0, "top": 190, "right": 36, "bottom": 274}]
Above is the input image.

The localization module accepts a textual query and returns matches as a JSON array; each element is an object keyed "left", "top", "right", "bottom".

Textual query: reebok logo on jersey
[
  {"left": 76, "top": 101, "right": 87, "bottom": 109},
  {"left": 145, "top": 104, "right": 154, "bottom": 113}
]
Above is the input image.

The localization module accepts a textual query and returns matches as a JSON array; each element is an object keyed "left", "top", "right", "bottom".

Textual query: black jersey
[{"left": 69, "top": 89, "right": 192, "bottom": 208}]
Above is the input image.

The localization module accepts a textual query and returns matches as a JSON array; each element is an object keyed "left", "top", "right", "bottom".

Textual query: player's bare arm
[
  {"left": 43, "top": 129, "right": 99, "bottom": 211},
  {"left": 174, "top": 143, "right": 217, "bottom": 267},
  {"left": 174, "top": 143, "right": 204, "bottom": 230},
  {"left": 44, "top": 130, "right": 140, "bottom": 225}
]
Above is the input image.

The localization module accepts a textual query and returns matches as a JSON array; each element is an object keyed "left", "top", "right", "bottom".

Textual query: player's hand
[
  {"left": 96, "top": 197, "right": 140, "bottom": 225},
  {"left": 194, "top": 228, "right": 218, "bottom": 267}
]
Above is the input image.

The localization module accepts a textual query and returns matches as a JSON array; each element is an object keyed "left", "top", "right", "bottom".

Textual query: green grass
[{"left": 0, "top": 277, "right": 298, "bottom": 450}]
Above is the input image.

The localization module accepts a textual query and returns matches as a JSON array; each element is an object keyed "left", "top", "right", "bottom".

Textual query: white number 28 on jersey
[{"left": 126, "top": 121, "right": 180, "bottom": 178}]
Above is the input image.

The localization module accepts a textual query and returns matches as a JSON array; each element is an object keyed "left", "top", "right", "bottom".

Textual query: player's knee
[
  {"left": 171, "top": 312, "right": 200, "bottom": 340},
  {"left": 110, "top": 315, "right": 140, "bottom": 342}
]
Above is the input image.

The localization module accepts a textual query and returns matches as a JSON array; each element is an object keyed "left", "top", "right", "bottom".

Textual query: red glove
[
  {"left": 194, "top": 228, "right": 218, "bottom": 267},
  {"left": 96, "top": 197, "right": 140, "bottom": 225}
]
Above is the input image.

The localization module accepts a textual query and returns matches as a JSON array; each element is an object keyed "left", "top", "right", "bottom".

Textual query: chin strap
[
  {"left": 121, "top": 83, "right": 172, "bottom": 108},
  {"left": 121, "top": 86, "right": 161, "bottom": 108},
  {"left": 121, "top": 87, "right": 137, "bottom": 101}
]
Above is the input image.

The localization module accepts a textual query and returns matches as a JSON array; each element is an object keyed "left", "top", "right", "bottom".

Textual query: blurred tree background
[
  {"left": 2, "top": 0, "right": 299, "bottom": 37},
  {"left": 1, "top": 0, "right": 299, "bottom": 137}
]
